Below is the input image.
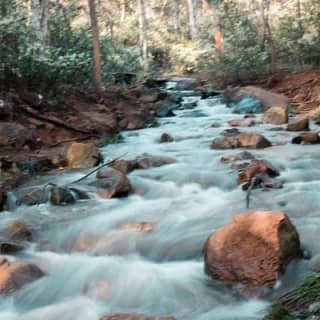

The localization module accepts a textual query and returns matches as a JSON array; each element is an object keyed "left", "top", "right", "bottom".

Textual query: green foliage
[
  {"left": 267, "top": 304, "right": 295, "bottom": 320},
  {"left": 147, "top": 119, "right": 160, "bottom": 128},
  {"left": 97, "top": 133, "right": 124, "bottom": 148}
]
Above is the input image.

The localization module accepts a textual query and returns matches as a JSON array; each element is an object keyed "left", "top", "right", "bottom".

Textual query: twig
[{"left": 68, "top": 152, "right": 128, "bottom": 185}]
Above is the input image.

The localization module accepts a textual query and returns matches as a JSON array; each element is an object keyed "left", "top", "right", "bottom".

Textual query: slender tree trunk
[
  {"left": 138, "top": 0, "right": 148, "bottom": 72},
  {"left": 31, "top": 0, "right": 50, "bottom": 52},
  {"left": 186, "top": 0, "right": 198, "bottom": 41},
  {"left": 296, "top": 0, "right": 304, "bottom": 66},
  {"left": 88, "top": 0, "right": 103, "bottom": 95},
  {"left": 120, "top": 0, "right": 126, "bottom": 24},
  {"left": 202, "top": 0, "right": 224, "bottom": 54},
  {"left": 172, "top": 0, "right": 180, "bottom": 36}
]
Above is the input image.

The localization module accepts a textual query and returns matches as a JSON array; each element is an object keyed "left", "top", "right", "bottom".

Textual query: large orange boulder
[{"left": 203, "top": 211, "right": 301, "bottom": 288}]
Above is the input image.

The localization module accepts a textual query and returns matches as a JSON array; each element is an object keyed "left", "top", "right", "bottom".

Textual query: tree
[
  {"left": 186, "top": 0, "right": 198, "bottom": 40},
  {"left": 31, "top": 0, "right": 50, "bottom": 52},
  {"left": 88, "top": 0, "right": 103, "bottom": 95},
  {"left": 202, "top": 0, "right": 224, "bottom": 54},
  {"left": 138, "top": 0, "right": 148, "bottom": 72}
]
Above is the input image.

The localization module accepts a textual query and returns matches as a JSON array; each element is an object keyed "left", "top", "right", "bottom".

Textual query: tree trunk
[
  {"left": 138, "top": 0, "right": 148, "bottom": 72},
  {"left": 31, "top": 0, "right": 50, "bottom": 52},
  {"left": 202, "top": 0, "right": 224, "bottom": 54},
  {"left": 120, "top": 0, "right": 126, "bottom": 24},
  {"left": 88, "top": 0, "right": 103, "bottom": 96},
  {"left": 186, "top": 0, "right": 198, "bottom": 41},
  {"left": 296, "top": 0, "right": 304, "bottom": 66},
  {"left": 172, "top": 0, "right": 180, "bottom": 36}
]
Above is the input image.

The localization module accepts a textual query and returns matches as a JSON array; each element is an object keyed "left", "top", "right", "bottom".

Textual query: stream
[{"left": 0, "top": 80, "right": 318, "bottom": 320}]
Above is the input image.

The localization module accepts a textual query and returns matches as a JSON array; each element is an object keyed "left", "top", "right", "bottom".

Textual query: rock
[
  {"left": 238, "top": 132, "right": 272, "bottom": 149},
  {"left": 135, "top": 154, "right": 176, "bottom": 169},
  {"left": 211, "top": 136, "right": 239, "bottom": 149},
  {"left": 170, "top": 77, "right": 200, "bottom": 90},
  {"left": 242, "top": 173, "right": 283, "bottom": 190},
  {"left": 0, "top": 258, "right": 45, "bottom": 294},
  {"left": 119, "top": 222, "right": 155, "bottom": 233},
  {"left": 160, "top": 133, "right": 174, "bottom": 143},
  {"left": 0, "top": 122, "right": 34, "bottom": 149},
  {"left": 66, "top": 142, "right": 101, "bottom": 169},
  {"left": 229, "top": 96, "right": 263, "bottom": 114},
  {"left": 15, "top": 187, "right": 45, "bottom": 206},
  {"left": 228, "top": 119, "right": 255, "bottom": 127},
  {"left": 204, "top": 210, "right": 301, "bottom": 288},
  {"left": 308, "top": 255, "right": 320, "bottom": 272},
  {"left": 264, "top": 106, "right": 288, "bottom": 125},
  {"left": 292, "top": 132, "right": 320, "bottom": 144},
  {"left": 222, "top": 128, "right": 240, "bottom": 137},
  {"left": 120, "top": 116, "right": 145, "bottom": 130},
  {"left": 109, "top": 159, "right": 137, "bottom": 174},
  {"left": 155, "top": 100, "right": 176, "bottom": 117},
  {"left": 238, "top": 159, "right": 280, "bottom": 184},
  {"left": 220, "top": 155, "right": 241, "bottom": 163},
  {"left": 286, "top": 117, "right": 309, "bottom": 131},
  {"left": 239, "top": 151, "right": 255, "bottom": 160},
  {"left": 211, "top": 132, "right": 271, "bottom": 150},
  {"left": 100, "top": 314, "right": 176, "bottom": 320},
  {"left": 239, "top": 86, "right": 290, "bottom": 111},
  {"left": 69, "top": 188, "right": 90, "bottom": 200},
  {"left": 84, "top": 279, "right": 111, "bottom": 299},
  {"left": 0, "top": 241, "right": 25, "bottom": 254},
  {"left": 90, "top": 171, "right": 132, "bottom": 199},
  {"left": 50, "top": 187, "right": 76, "bottom": 206},
  {"left": 8, "top": 221, "right": 32, "bottom": 242}
]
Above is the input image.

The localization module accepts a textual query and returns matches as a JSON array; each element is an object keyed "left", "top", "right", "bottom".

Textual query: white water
[{"left": 1, "top": 88, "right": 318, "bottom": 320}]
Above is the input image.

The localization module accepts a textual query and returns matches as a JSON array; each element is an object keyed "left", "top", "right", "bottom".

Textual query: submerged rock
[
  {"left": 203, "top": 210, "right": 301, "bottom": 288},
  {"left": 8, "top": 221, "right": 32, "bottom": 242},
  {"left": 160, "top": 133, "right": 174, "bottom": 143},
  {"left": 100, "top": 314, "right": 176, "bottom": 320},
  {"left": 15, "top": 187, "right": 45, "bottom": 206},
  {"left": 119, "top": 222, "right": 155, "bottom": 233},
  {"left": 228, "top": 119, "right": 255, "bottom": 127},
  {"left": 0, "top": 258, "right": 44, "bottom": 294}
]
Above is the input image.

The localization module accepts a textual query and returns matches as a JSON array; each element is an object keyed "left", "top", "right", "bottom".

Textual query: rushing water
[{"left": 0, "top": 83, "right": 318, "bottom": 320}]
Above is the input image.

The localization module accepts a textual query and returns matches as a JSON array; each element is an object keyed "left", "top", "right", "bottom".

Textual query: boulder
[
  {"left": 8, "top": 221, "right": 32, "bottom": 242},
  {"left": 238, "top": 132, "right": 271, "bottom": 149},
  {"left": 160, "top": 133, "right": 174, "bottom": 143},
  {"left": 66, "top": 142, "right": 101, "bottom": 169},
  {"left": 170, "top": 77, "right": 200, "bottom": 90},
  {"left": 238, "top": 159, "right": 280, "bottom": 184},
  {"left": 242, "top": 173, "right": 283, "bottom": 190},
  {"left": 0, "top": 122, "right": 34, "bottom": 148},
  {"left": 211, "top": 132, "right": 271, "bottom": 150},
  {"left": 155, "top": 100, "right": 176, "bottom": 117},
  {"left": 50, "top": 187, "right": 76, "bottom": 206},
  {"left": 204, "top": 211, "right": 301, "bottom": 287},
  {"left": 229, "top": 97, "right": 263, "bottom": 114},
  {"left": 264, "top": 106, "right": 288, "bottom": 125},
  {"left": 0, "top": 258, "right": 45, "bottom": 294},
  {"left": 292, "top": 132, "right": 320, "bottom": 144},
  {"left": 90, "top": 170, "right": 132, "bottom": 199},
  {"left": 286, "top": 117, "right": 309, "bottom": 131},
  {"left": 0, "top": 241, "right": 25, "bottom": 254},
  {"left": 228, "top": 119, "right": 255, "bottom": 127},
  {"left": 100, "top": 314, "right": 175, "bottom": 320},
  {"left": 240, "top": 86, "right": 290, "bottom": 111},
  {"left": 119, "top": 116, "right": 145, "bottom": 130}
]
